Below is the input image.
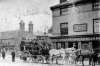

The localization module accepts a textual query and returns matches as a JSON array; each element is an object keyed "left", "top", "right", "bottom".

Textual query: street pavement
[{"left": 0, "top": 54, "right": 99, "bottom": 66}]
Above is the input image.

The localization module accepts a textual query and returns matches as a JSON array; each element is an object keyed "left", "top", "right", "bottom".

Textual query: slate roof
[{"left": 0, "top": 30, "right": 36, "bottom": 40}]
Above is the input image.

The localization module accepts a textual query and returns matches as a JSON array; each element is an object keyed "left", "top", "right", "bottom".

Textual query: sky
[{"left": 0, "top": 0, "right": 59, "bottom": 34}]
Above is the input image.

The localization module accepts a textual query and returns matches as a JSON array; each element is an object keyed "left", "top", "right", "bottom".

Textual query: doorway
[
  {"left": 68, "top": 42, "right": 78, "bottom": 49},
  {"left": 56, "top": 42, "right": 65, "bottom": 49}
]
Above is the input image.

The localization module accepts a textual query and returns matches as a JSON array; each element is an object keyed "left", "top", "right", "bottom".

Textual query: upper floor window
[
  {"left": 60, "top": 22, "right": 68, "bottom": 35},
  {"left": 60, "top": 7, "right": 68, "bottom": 15},
  {"left": 53, "top": 8, "right": 60, "bottom": 17},
  {"left": 60, "top": 0, "right": 67, "bottom": 3},
  {"left": 93, "top": 19, "right": 100, "bottom": 33},
  {"left": 93, "top": 2, "right": 100, "bottom": 10}
]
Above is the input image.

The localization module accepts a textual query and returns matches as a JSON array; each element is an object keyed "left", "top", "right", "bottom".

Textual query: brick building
[
  {"left": 50, "top": 0, "right": 100, "bottom": 49},
  {"left": 0, "top": 20, "right": 36, "bottom": 55}
]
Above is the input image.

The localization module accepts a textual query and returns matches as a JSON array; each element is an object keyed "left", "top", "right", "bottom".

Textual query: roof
[
  {"left": 50, "top": 0, "right": 96, "bottom": 10},
  {"left": 0, "top": 30, "right": 20, "bottom": 39},
  {"left": 0, "top": 30, "right": 36, "bottom": 39}
]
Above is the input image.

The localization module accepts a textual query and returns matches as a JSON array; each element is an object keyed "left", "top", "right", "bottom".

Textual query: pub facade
[{"left": 50, "top": 0, "right": 100, "bottom": 50}]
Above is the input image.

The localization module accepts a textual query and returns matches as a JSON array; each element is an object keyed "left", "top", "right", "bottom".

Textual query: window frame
[
  {"left": 60, "top": 22, "right": 68, "bottom": 35},
  {"left": 93, "top": 18, "right": 100, "bottom": 33},
  {"left": 92, "top": 1, "right": 100, "bottom": 11}
]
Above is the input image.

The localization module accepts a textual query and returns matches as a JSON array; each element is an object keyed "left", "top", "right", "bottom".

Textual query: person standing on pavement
[
  {"left": 11, "top": 50, "right": 15, "bottom": 62},
  {"left": 1, "top": 48, "right": 6, "bottom": 59}
]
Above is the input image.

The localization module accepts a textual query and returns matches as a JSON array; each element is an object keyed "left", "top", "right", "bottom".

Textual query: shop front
[
  {"left": 0, "top": 45, "right": 14, "bottom": 52},
  {"left": 50, "top": 34, "right": 100, "bottom": 50}
]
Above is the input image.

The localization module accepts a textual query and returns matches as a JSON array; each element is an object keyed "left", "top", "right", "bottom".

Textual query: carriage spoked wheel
[
  {"left": 24, "top": 51, "right": 30, "bottom": 62},
  {"left": 32, "top": 55, "right": 39, "bottom": 63},
  {"left": 37, "top": 55, "right": 44, "bottom": 64},
  {"left": 45, "top": 55, "right": 50, "bottom": 64}
]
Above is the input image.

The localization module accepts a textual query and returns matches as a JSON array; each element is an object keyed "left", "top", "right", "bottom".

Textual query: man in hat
[
  {"left": 1, "top": 48, "right": 6, "bottom": 59},
  {"left": 11, "top": 50, "right": 15, "bottom": 62}
]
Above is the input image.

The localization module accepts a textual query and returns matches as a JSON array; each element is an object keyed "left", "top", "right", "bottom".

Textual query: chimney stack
[
  {"left": 29, "top": 21, "right": 33, "bottom": 34},
  {"left": 19, "top": 20, "right": 25, "bottom": 31}
]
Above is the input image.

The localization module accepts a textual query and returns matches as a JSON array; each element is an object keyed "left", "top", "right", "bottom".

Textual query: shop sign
[{"left": 73, "top": 23, "right": 87, "bottom": 32}]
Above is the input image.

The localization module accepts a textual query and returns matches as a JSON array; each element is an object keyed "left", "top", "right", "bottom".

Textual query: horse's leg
[
  {"left": 89, "top": 56, "right": 92, "bottom": 65},
  {"left": 92, "top": 61, "right": 95, "bottom": 66},
  {"left": 75, "top": 56, "right": 79, "bottom": 64},
  {"left": 56, "top": 56, "right": 58, "bottom": 64},
  {"left": 75, "top": 57, "right": 78, "bottom": 64},
  {"left": 49, "top": 55, "right": 53, "bottom": 64},
  {"left": 51, "top": 56, "right": 54, "bottom": 63},
  {"left": 82, "top": 56, "right": 84, "bottom": 66}
]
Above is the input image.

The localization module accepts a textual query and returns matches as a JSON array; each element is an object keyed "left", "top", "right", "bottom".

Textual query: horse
[
  {"left": 64, "top": 48, "right": 77, "bottom": 64},
  {"left": 49, "top": 48, "right": 66, "bottom": 64},
  {"left": 89, "top": 49, "right": 100, "bottom": 66},
  {"left": 75, "top": 49, "right": 94, "bottom": 66}
]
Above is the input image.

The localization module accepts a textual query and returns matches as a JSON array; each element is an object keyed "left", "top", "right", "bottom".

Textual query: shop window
[
  {"left": 61, "top": 42, "right": 65, "bottom": 48},
  {"left": 57, "top": 43, "right": 61, "bottom": 49},
  {"left": 93, "top": 19, "right": 100, "bottom": 33},
  {"left": 60, "top": 22, "right": 68, "bottom": 35},
  {"left": 93, "top": 2, "right": 100, "bottom": 10}
]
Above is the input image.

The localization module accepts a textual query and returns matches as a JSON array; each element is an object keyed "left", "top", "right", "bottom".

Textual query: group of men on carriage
[
  {"left": 20, "top": 38, "right": 100, "bottom": 66},
  {"left": 20, "top": 38, "right": 52, "bottom": 62}
]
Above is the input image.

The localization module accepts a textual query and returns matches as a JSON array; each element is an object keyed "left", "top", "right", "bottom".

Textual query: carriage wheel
[
  {"left": 26, "top": 56, "right": 31, "bottom": 62},
  {"left": 24, "top": 51, "right": 30, "bottom": 62},
  {"left": 32, "top": 55, "right": 38, "bottom": 63},
  {"left": 38, "top": 55, "right": 44, "bottom": 63},
  {"left": 31, "top": 56, "right": 35, "bottom": 62},
  {"left": 45, "top": 56, "right": 50, "bottom": 64}
]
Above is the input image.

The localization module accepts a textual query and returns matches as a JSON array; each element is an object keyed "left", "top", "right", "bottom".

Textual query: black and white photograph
[{"left": 0, "top": 0, "right": 100, "bottom": 66}]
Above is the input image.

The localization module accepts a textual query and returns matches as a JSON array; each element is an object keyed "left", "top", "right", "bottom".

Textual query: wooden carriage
[{"left": 20, "top": 39, "right": 51, "bottom": 63}]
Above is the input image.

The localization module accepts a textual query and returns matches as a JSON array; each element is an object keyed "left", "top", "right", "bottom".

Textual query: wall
[{"left": 52, "top": 3, "right": 100, "bottom": 36}]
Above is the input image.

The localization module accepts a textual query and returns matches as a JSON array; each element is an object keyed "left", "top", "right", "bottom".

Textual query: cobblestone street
[{"left": 0, "top": 54, "right": 99, "bottom": 66}]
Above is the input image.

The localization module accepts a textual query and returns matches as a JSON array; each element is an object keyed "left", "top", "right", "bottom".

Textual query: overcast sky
[{"left": 0, "top": 0, "right": 59, "bottom": 34}]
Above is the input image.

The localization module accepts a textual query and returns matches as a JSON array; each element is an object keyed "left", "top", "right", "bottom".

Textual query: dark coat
[
  {"left": 11, "top": 51, "right": 15, "bottom": 57},
  {"left": 92, "top": 52, "right": 98, "bottom": 62}
]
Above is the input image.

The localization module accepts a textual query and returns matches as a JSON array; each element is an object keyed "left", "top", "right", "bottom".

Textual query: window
[
  {"left": 60, "top": 0, "right": 67, "bottom": 3},
  {"left": 60, "top": 7, "right": 68, "bottom": 15},
  {"left": 60, "top": 23, "right": 68, "bottom": 35},
  {"left": 53, "top": 8, "right": 60, "bottom": 17},
  {"left": 93, "top": 2, "right": 100, "bottom": 10},
  {"left": 93, "top": 19, "right": 100, "bottom": 33}
]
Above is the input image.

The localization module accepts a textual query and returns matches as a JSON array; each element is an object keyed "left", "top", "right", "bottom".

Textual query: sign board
[{"left": 73, "top": 23, "right": 87, "bottom": 32}]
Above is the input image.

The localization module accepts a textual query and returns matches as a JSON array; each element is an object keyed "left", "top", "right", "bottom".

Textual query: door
[{"left": 61, "top": 42, "right": 65, "bottom": 48}]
